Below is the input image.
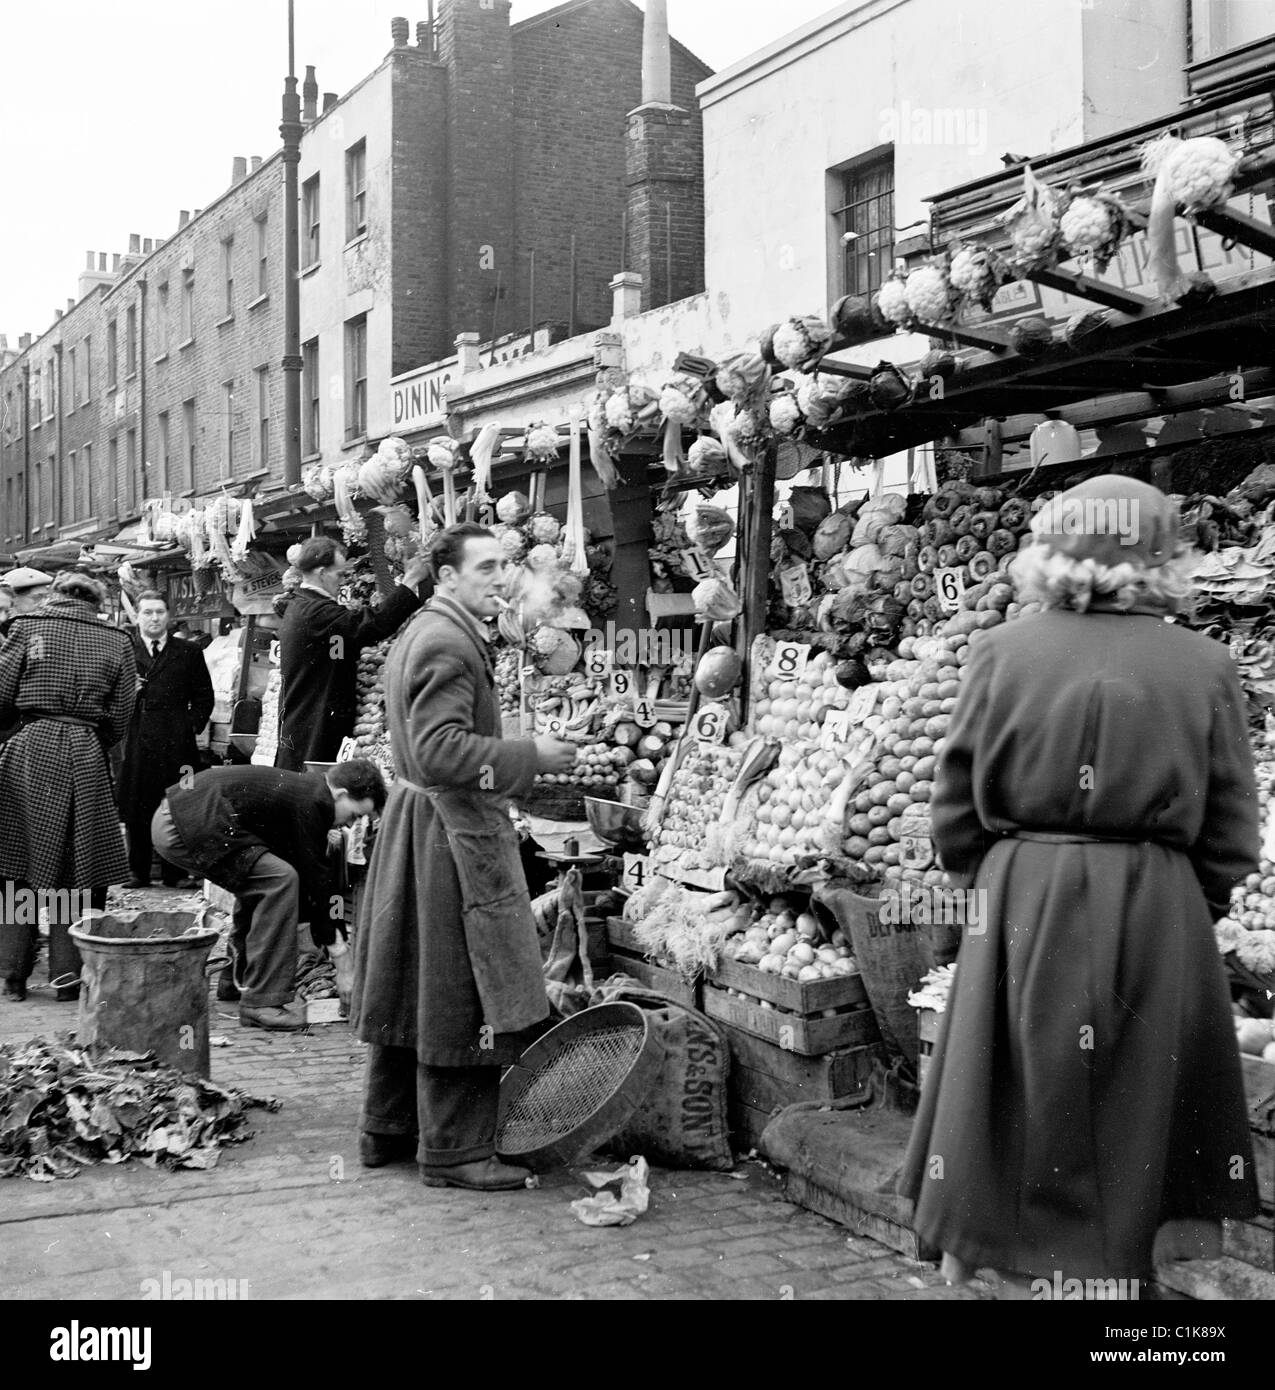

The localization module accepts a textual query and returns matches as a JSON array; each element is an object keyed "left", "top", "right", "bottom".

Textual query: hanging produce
[
  {"left": 1000, "top": 164, "right": 1064, "bottom": 271},
  {"left": 771, "top": 315, "right": 834, "bottom": 372},
  {"left": 1142, "top": 133, "right": 1239, "bottom": 212},
  {"left": 903, "top": 264, "right": 955, "bottom": 325},
  {"left": 947, "top": 244, "right": 1009, "bottom": 313},
  {"left": 524, "top": 421, "right": 561, "bottom": 466},
  {"left": 1057, "top": 190, "right": 1134, "bottom": 273}
]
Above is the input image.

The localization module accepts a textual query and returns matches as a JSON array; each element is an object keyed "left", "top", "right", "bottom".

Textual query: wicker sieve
[{"left": 496, "top": 1003, "right": 663, "bottom": 1171}]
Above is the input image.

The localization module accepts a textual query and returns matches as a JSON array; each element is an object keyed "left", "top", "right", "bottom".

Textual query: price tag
[
  {"left": 681, "top": 548, "right": 713, "bottom": 581},
  {"left": 622, "top": 854, "right": 651, "bottom": 891},
  {"left": 583, "top": 647, "right": 612, "bottom": 679},
  {"left": 337, "top": 737, "right": 359, "bottom": 762},
  {"left": 777, "top": 502, "right": 794, "bottom": 529},
  {"left": 543, "top": 715, "right": 568, "bottom": 738},
  {"left": 691, "top": 701, "right": 729, "bottom": 745},
  {"left": 610, "top": 669, "right": 635, "bottom": 702},
  {"left": 633, "top": 696, "right": 657, "bottom": 729},
  {"left": 768, "top": 641, "right": 811, "bottom": 681},
  {"left": 935, "top": 567, "right": 967, "bottom": 612},
  {"left": 822, "top": 708, "right": 854, "bottom": 746},
  {"left": 778, "top": 560, "right": 812, "bottom": 608},
  {"left": 520, "top": 665, "right": 537, "bottom": 680},
  {"left": 847, "top": 683, "right": 880, "bottom": 722}
]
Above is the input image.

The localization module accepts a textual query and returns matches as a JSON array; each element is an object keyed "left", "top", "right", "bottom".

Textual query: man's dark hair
[
  {"left": 429, "top": 522, "right": 495, "bottom": 583},
  {"left": 297, "top": 536, "right": 344, "bottom": 575},
  {"left": 136, "top": 590, "right": 167, "bottom": 608},
  {"left": 328, "top": 759, "right": 387, "bottom": 812}
]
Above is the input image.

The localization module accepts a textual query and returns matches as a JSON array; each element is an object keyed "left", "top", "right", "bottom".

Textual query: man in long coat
[
  {"left": 275, "top": 537, "right": 432, "bottom": 771},
  {"left": 352, "top": 523, "right": 578, "bottom": 1190},
  {"left": 118, "top": 590, "right": 215, "bottom": 887}
]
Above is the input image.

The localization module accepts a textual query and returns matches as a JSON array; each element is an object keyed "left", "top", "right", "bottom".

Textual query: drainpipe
[
  {"left": 53, "top": 342, "right": 63, "bottom": 531},
  {"left": 138, "top": 278, "right": 148, "bottom": 508},
  {"left": 20, "top": 361, "right": 30, "bottom": 544},
  {"left": 280, "top": 1, "right": 303, "bottom": 487}
]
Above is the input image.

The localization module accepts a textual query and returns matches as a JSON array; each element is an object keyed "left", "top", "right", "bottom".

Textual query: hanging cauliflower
[
  {"left": 524, "top": 422, "right": 561, "bottom": 464},
  {"left": 499, "top": 529, "right": 528, "bottom": 562},
  {"left": 496, "top": 490, "right": 532, "bottom": 525},
  {"left": 688, "top": 436, "right": 727, "bottom": 471},
  {"left": 659, "top": 376, "right": 701, "bottom": 425},
  {"left": 605, "top": 389, "right": 636, "bottom": 432},
  {"left": 1001, "top": 165, "right": 1063, "bottom": 268},
  {"left": 948, "top": 244, "right": 1005, "bottom": 312},
  {"left": 903, "top": 265, "right": 953, "bottom": 324},
  {"left": 769, "top": 392, "right": 804, "bottom": 437},
  {"left": 771, "top": 315, "right": 833, "bottom": 371},
  {"left": 529, "top": 513, "right": 561, "bottom": 544},
  {"left": 1143, "top": 133, "right": 1238, "bottom": 211},
  {"left": 692, "top": 576, "right": 743, "bottom": 621},
  {"left": 525, "top": 543, "right": 560, "bottom": 573},
  {"left": 875, "top": 275, "right": 912, "bottom": 327},
  {"left": 530, "top": 626, "right": 582, "bottom": 676}
]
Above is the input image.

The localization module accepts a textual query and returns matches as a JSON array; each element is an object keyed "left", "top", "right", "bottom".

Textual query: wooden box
[
  {"left": 720, "top": 1023, "right": 876, "bottom": 1152},
  {"left": 702, "top": 983, "right": 879, "bottom": 1057},
  {"left": 708, "top": 956, "right": 868, "bottom": 1013},
  {"left": 1241, "top": 1054, "right": 1275, "bottom": 1213},
  {"left": 604, "top": 917, "right": 699, "bottom": 1010}
]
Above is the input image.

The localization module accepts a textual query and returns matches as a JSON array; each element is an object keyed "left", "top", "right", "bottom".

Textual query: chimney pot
[
  {"left": 113, "top": 253, "right": 121, "bottom": 271},
  {"left": 55, "top": 309, "right": 63, "bottom": 321},
  {"left": 86, "top": 250, "right": 95, "bottom": 269},
  {"left": 416, "top": 20, "right": 432, "bottom": 50},
  {"left": 129, "top": 233, "right": 141, "bottom": 254},
  {"left": 67, "top": 298, "right": 75, "bottom": 311},
  {"left": 179, "top": 210, "right": 190, "bottom": 228},
  {"left": 250, "top": 155, "right": 262, "bottom": 172},
  {"left": 642, "top": 0, "right": 673, "bottom": 107},
  {"left": 143, "top": 237, "right": 153, "bottom": 253},
  {"left": 0, "top": 334, "right": 7, "bottom": 350},
  {"left": 99, "top": 252, "right": 107, "bottom": 271},
  {"left": 303, "top": 64, "right": 318, "bottom": 120},
  {"left": 323, "top": 92, "right": 338, "bottom": 112},
  {"left": 20, "top": 333, "right": 31, "bottom": 350},
  {"left": 390, "top": 15, "right": 409, "bottom": 46},
  {"left": 232, "top": 156, "right": 247, "bottom": 184}
]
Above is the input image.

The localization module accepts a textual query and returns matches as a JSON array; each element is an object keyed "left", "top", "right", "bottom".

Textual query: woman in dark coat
[
  {"left": 899, "top": 476, "right": 1260, "bottom": 1290},
  {"left": 0, "top": 571, "right": 136, "bottom": 999}
]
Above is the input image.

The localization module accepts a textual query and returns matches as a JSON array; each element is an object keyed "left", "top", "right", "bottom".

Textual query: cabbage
[
  {"left": 812, "top": 509, "right": 855, "bottom": 561},
  {"left": 878, "top": 523, "right": 919, "bottom": 558},
  {"left": 692, "top": 577, "right": 742, "bottom": 621}
]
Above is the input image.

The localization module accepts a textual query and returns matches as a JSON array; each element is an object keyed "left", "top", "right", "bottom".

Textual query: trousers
[
  {"left": 124, "top": 781, "right": 185, "bottom": 884},
  {"left": 360, "top": 1043, "right": 500, "bottom": 1167},
  {"left": 151, "top": 800, "right": 299, "bottom": 1008},
  {"left": 0, "top": 882, "right": 107, "bottom": 987}
]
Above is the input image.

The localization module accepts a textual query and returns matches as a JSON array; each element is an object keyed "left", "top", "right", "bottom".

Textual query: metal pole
[
  {"left": 528, "top": 249, "right": 536, "bottom": 343},
  {"left": 569, "top": 233, "right": 577, "bottom": 338},
  {"left": 280, "top": 0, "right": 303, "bottom": 487},
  {"left": 620, "top": 208, "right": 627, "bottom": 273},
  {"left": 665, "top": 202, "right": 673, "bottom": 306}
]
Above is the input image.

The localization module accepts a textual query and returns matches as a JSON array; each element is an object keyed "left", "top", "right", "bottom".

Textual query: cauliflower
[
  {"left": 688, "top": 436, "right": 727, "bottom": 471},
  {"left": 1144, "top": 134, "right": 1238, "bottom": 211},
  {"left": 903, "top": 265, "right": 953, "bottom": 324},
  {"left": 524, "top": 423, "right": 561, "bottom": 463},
  {"left": 496, "top": 491, "right": 531, "bottom": 525},
  {"left": 772, "top": 315, "right": 832, "bottom": 370},
  {"left": 875, "top": 276, "right": 912, "bottom": 327},
  {"left": 529, "top": 513, "right": 561, "bottom": 544},
  {"left": 605, "top": 389, "right": 635, "bottom": 432},
  {"left": 948, "top": 245, "right": 1002, "bottom": 309},
  {"left": 769, "top": 393, "right": 804, "bottom": 436},
  {"left": 796, "top": 376, "right": 844, "bottom": 430},
  {"left": 530, "top": 625, "right": 581, "bottom": 675},
  {"left": 659, "top": 378, "right": 700, "bottom": 425},
  {"left": 380, "top": 503, "right": 415, "bottom": 538},
  {"left": 427, "top": 438, "right": 458, "bottom": 471},
  {"left": 1215, "top": 917, "right": 1247, "bottom": 956},
  {"left": 1059, "top": 195, "right": 1115, "bottom": 254},
  {"left": 525, "top": 543, "right": 560, "bottom": 573},
  {"left": 1235, "top": 928, "right": 1275, "bottom": 978},
  {"left": 499, "top": 529, "right": 527, "bottom": 561}
]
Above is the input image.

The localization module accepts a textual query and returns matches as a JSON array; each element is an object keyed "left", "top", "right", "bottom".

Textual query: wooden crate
[
  {"left": 1242, "top": 1054, "right": 1275, "bottom": 1212},
  {"left": 703, "top": 983, "right": 879, "bottom": 1056},
  {"left": 708, "top": 956, "right": 868, "bottom": 1013},
  {"left": 720, "top": 1022, "right": 877, "bottom": 1152},
  {"left": 604, "top": 917, "right": 699, "bottom": 1009}
]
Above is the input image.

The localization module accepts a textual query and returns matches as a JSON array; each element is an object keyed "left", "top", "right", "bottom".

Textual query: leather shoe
[
  {"left": 420, "top": 1157, "right": 530, "bottom": 1191},
  {"left": 216, "top": 975, "right": 242, "bottom": 1002},
  {"left": 359, "top": 1132, "right": 418, "bottom": 1168},
  {"left": 124, "top": 876, "right": 152, "bottom": 889},
  {"left": 239, "top": 1002, "right": 307, "bottom": 1032},
  {"left": 3, "top": 977, "right": 26, "bottom": 1002},
  {"left": 55, "top": 985, "right": 79, "bottom": 1002}
]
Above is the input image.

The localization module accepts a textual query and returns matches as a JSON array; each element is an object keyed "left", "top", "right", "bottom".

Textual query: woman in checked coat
[
  {"left": 0, "top": 571, "right": 136, "bottom": 1000},
  {"left": 899, "top": 476, "right": 1261, "bottom": 1292}
]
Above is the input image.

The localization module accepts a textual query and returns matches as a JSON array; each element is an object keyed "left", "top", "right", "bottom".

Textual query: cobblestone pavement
[{"left": 0, "top": 968, "right": 990, "bottom": 1302}]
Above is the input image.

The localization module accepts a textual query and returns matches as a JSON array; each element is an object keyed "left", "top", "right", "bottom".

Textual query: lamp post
[{"left": 280, "top": 0, "right": 303, "bottom": 487}]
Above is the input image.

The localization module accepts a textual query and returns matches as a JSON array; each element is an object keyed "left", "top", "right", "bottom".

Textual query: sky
[{"left": 0, "top": 0, "right": 843, "bottom": 346}]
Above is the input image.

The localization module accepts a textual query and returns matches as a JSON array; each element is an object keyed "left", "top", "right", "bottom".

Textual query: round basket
[{"left": 495, "top": 1002, "right": 664, "bottom": 1171}]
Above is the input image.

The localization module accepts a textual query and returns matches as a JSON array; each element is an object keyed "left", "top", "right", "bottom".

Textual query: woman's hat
[{"left": 1030, "top": 474, "right": 1179, "bottom": 569}]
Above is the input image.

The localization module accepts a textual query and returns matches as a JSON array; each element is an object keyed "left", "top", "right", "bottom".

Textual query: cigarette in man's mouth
[{"left": 493, "top": 595, "right": 512, "bottom": 611}]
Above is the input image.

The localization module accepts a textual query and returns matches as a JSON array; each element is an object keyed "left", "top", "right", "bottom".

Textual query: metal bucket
[{"left": 70, "top": 910, "right": 223, "bottom": 1078}]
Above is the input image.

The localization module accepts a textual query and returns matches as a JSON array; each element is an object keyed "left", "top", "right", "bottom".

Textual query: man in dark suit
[
  {"left": 152, "top": 759, "right": 386, "bottom": 1031},
  {"left": 117, "top": 591, "right": 215, "bottom": 888},
  {"left": 275, "top": 537, "right": 432, "bottom": 771}
]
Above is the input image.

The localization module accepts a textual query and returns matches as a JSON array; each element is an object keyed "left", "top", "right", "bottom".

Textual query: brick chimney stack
[
  {"left": 624, "top": 0, "right": 702, "bottom": 311},
  {"left": 232, "top": 156, "right": 248, "bottom": 185},
  {"left": 302, "top": 65, "right": 318, "bottom": 120},
  {"left": 322, "top": 92, "right": 337, "bottom": 113},
  {"left": 390, "top": 16, "right": 409, "bottom": 47}
]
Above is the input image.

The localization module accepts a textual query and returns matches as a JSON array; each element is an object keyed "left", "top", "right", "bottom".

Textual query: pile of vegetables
[
  {"left": 724, "top": 895, "right": 859, "bottom": 984},
  {"left": 349, "top": 640, "right": 395, "bottom": 783},
  {"left": 621, "top": 878, "right": 748, "bottom": 978},
  {"left": 1215, "top": 734, "right": 1275, "bottom": 983},
  {"left": 649, "top": 742, "right": 744, "bottom": 870}
]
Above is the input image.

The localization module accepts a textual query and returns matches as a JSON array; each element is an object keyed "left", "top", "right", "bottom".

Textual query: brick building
[{"left": 0, "top": 0, "right": 709, "bottom": 558}]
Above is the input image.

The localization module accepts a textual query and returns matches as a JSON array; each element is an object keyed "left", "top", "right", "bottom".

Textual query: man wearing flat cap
[{"left": 0, "top": 568, "right": 53, "bottom": 636}]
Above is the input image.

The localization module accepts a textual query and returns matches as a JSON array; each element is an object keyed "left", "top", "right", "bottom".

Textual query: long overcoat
[
  {"left": 898, "top": 607, "right": 1261, "bottom": 1280},
  {"left": 275, "top": 583, "right": 424, "bottom": 770},
  {"left": 117, "top": 632, "right": 214, "bottom": 812},
  {"left": 351, "top": 597, "right": 546, "bottom": 1066},
  {"left": 0, "top": 597, "right": 135, "bottom": 889}
]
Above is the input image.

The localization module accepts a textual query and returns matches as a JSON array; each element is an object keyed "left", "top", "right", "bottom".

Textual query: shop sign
[
  {"left": 390, "top": 359, "right": 458, "bottom": 433},
  {"left": 166, "top": 571, "right": 228, "bottom": 619},
  {"left": 230, "top": 554, "right": 287, "bottom": 615}
]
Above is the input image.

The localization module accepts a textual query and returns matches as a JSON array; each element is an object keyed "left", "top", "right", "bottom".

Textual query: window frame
[
  {"left": 829, "top": 148, "right": 896, "bottom": 303},
  {"left": 180, "top": 268, "right": 195, "bottom": 343},
  {"left": 346, "top": 140, "right": 367, "bottom": 241},
  {"left": 254, "top": 365, "right": 270, "bottom": 470},
  {"left": 345, "top": 315, "right": 368, "bottom": 441},
  {"left": 81, "top": 441, "right": 92, "bottom": 520},
  {"left": 255, "top": 214, "right": 269, "bottom": 297},
  {"left": 221, "top": 379, "right": 236, "bottom": 475},
  {"left": 107, "top": 320, "right": 119, "bottom": 386},
  {"left": 156, "top": 282, "right": 170, "bottom": 355},
  {"left": 181, "top": 397, "right": 196, "bottom": 492},
  {"left": 82, "top": 335, "right": 92, "bottom": 403},
  {"left": 125, "top": 304, "right": 138, "bottom": 377},
  {"left": 66, "top": 347, "right": 76, "bottom": 414},
  {"left": 221, "top": 236, "right": 235, "bottom": 318},
  {"left": 302, "top": 174, "right": 321, "bottom": 266},
  {"left": 157, "top": 411, "right": 171, "bottom": 494},
  {"left": 302, "top": 337, "right": 320, "bottom": 456}
]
